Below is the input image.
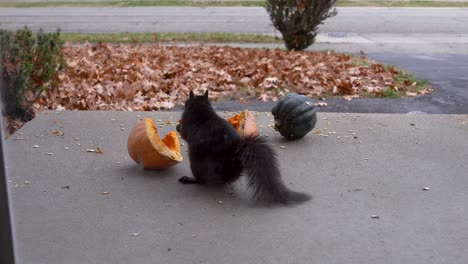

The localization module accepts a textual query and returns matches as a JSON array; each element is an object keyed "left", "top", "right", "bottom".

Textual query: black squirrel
[{"left": 176, "top": 90, "right": 311, "bottom": 205}]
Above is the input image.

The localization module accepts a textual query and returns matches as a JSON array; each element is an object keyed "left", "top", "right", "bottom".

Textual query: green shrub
[
  {"left": 1, "top": 27, "right": 65, "bottom": 120},
  {"left": 266, "top": 0, "right": 337, "bottom": 51}
]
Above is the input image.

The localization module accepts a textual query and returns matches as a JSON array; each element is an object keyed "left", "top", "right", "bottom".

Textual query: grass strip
[{"left": 61, "top": 32, "right": 282, "bottom": 44}]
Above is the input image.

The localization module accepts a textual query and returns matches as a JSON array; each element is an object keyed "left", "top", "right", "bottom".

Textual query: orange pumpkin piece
[
  {"left": 127, "top": 118, "right": 183, "bottom": 169},
  {"left": 227, "top": 110, "right": 259, "bottom": 137}
]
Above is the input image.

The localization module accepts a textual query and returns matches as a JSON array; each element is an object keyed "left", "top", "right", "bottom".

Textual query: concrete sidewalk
[{"left": 5, "top": 111, "right": 468, "bottom": 264}]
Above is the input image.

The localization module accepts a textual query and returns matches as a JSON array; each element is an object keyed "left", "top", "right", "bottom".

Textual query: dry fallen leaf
[
  {"left": 31, "top": 44, "right": 432, "bottom": 113},
  {"left": 315, "top": 102, "right": 328, "bottom": 107},
  {"left": 52, "top": 130, "right": 64, "bottom": 136}
]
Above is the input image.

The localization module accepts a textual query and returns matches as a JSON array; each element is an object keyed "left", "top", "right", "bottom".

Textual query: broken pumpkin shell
[
  {"left": 177, "top": 110, "right": 259, "bottom": 138},
  {"left": 127, "top": 118, "right": 183, "bottom": 169},
  {"left": 226, "top": 110, "right": 259, "bottom": 137}
]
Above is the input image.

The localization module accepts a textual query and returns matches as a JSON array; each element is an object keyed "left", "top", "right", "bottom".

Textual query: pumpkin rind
[
  {"left": 272, "top": 93, "right": 317, "bottom": 140},
  {"left": 227, "top": 110, "right": 259, "bottom": 137},
  {"left": 127, "top": 118, "right": 183, "bottom": 169}
]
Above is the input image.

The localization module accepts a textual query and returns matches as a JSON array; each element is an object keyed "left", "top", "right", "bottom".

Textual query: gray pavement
[
  {"left": 1, "top": 6, "right": 467, "bottom": 54},
  {"left": 3, "top": 6, "right": 468, "bottom": 263},
  {"left": 1, "top": 0, "right": 468, "bottom": 2},
  {"left": 1, "top": 7, "right": 467, "bottom": 34},
  {"left": 5, "top": 111, "right": 468, "bottom": 264}
]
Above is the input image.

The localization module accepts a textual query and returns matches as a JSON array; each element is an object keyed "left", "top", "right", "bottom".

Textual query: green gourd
[{"left": 271, "top": 93, "right": 318, "bottom": 140}]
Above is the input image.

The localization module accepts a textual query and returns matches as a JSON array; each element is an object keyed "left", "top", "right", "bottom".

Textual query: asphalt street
[{"left": 1, "top": 7, "right": 468, "bottom": 34}]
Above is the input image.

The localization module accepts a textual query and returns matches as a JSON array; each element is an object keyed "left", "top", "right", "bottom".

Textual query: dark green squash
[{"left": 271, "top": 93, "right": 318, "bottom": 140}]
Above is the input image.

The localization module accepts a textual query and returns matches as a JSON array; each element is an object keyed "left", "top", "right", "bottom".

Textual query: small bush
[
  {"left": 266, "top": 0, "right": 337, "bottom": 51},
  {"left": 1, "top": 27, "right": 65, "bottom": 120}
]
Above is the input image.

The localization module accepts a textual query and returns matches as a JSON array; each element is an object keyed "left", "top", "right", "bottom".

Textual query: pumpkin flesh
[
  {"left": 128, "top": 118, "right": 183, "bottom": 169},
  {"left": 227, "top": 110, "right": 259, "bottom": 137}
]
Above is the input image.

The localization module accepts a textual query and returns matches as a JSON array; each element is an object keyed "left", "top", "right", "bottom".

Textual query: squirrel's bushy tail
[{"left": 236, "top": 135, "right": 311, "bottom": 205}]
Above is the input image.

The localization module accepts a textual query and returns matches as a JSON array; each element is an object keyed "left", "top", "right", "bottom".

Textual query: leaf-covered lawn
[{"left": 34, "top": 43, "right": 431, "bottom": 113}]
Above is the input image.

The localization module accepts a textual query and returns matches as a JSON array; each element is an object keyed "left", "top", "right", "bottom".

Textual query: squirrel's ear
[
  {"left": 189, "top": 90, "right": 194, "bottom": 99},
  {"left": 203, "top": 90, "right": 209, "bottom": 99}
]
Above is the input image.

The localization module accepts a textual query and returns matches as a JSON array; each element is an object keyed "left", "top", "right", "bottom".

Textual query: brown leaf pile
[{"left": 34, "top": 43, "right": 431, "bottom": 112}]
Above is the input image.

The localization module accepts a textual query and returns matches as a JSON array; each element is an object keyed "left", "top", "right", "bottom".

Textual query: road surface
[{"left": 1, "top": 7, "right": 467, "bottom": 34}]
